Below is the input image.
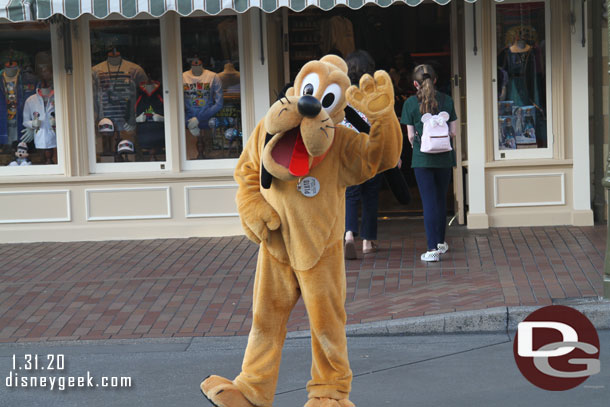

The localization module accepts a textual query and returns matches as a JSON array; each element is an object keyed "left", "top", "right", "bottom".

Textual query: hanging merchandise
[{"left": 320, "top": 16, "right": 355, "bottom": 57}]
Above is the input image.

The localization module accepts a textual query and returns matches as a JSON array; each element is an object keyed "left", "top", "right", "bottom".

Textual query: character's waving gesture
[{"left": 200, "top": 55, "right": 401, "bottom": 407}]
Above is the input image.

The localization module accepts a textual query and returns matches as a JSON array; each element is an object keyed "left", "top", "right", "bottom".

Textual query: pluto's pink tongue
[{"left": 289, "top": 133, "right": 310, "bottom": 176}]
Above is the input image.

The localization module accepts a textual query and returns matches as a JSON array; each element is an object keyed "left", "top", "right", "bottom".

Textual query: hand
[
  {"left": 136, "top": 112, "right": 147, "bottom": 123},
  {"left": 152, "top": 113, "right": 164, "bottom": 122},
  {"left": 239, "top": 198, "right": 281, "bottom": 244},
  {"left": 187, "top": 117, "right": 200, "bottom": 136},
  {"left": 20, "top": 127, "right": 35, "bottom": 143},
  {"left": 346, "top": 70, "right": 395, "bottom": 120},
  {"left": 32, "top": 118, "right": 41, "bottom": 130},
  {"left": 49, "top": 116, "right": 56, "bottom": 128},
  {"left": 187, "top": 117, "right": 199, "bottom": 130},
  {"left": 123, "top": 122, "right": 135, "bottom": 132}
]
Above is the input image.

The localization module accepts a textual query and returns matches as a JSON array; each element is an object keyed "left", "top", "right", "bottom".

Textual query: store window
[
  {"left": 0, "top": 23, "right": 61, "bottom": 171},
  {"left": 180, "top": 16, "right": 243, "bottom": 162},
  {"left": 494, "top": 1, "right": 552, "bottom": 159},
  {"left": 89, "top": 20, "right": 166, "bottom": 165}
]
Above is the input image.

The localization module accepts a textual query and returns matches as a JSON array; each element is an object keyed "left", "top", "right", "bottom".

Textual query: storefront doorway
[{"left": 282, "top": 2, "right": 465, "bottom": 222}]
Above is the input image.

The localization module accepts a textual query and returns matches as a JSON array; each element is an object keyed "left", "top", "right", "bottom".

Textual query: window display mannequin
[
  {"left": 182, "top": 58, "right": 223, "bottom": 159},
  {"left": 135, "top": 76, "right": 165, "bottom": 161},
  {"left": 92, "top": 49, "right": 147, "bottom": 136},
  {"left": 217, "top": 62, "right": 240, "bottom": 94},
  {"left": 22, "top": 80, "right": 56, "bottom": 164},
  {"left": 498, "top": 26, "right": 539, "bottom": 108},
  {"left": 0, "top": 60, "right": 37, "bottom": 147}
]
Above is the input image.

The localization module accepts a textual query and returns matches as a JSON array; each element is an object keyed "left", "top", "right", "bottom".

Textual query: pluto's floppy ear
[{"left": 261, "top": 133, "right": 273, "bottom": 189}]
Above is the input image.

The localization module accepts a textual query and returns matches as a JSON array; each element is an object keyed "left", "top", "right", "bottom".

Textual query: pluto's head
[{"left": 261, "top": 55, "right": 350, "bottom": 183}]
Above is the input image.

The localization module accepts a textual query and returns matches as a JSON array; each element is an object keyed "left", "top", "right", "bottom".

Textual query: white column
[
  {"left": 464, "top": 2, "right": 489, "bottom": 229},
  {"left": 239, "top": 9, "right": 271, "bottom": 143},
  {"left": 571, "top": 1, "right": 594, "bottom": 226}
]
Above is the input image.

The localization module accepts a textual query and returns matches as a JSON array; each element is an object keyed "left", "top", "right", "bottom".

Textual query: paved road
[{"left": 1, "top": 331, "right": 608, "bottom": 406}]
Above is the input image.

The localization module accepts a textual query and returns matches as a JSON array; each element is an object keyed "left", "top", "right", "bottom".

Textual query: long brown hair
[{"left": 413, "top": 64, "right": 438, "bottom": 115}]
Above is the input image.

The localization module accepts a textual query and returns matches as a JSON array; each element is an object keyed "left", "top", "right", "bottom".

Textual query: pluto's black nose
[{"left": 298, "top": 95, "right": 321, "bottom": 118}]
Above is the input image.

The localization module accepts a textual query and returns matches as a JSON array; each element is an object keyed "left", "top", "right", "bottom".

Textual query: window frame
[
  {"left": 0, "top": 21, "right": 66, "bottom": 176},
  {"left": 491, "top": 0, "right": 554, "bottom": 160},
  {"left": 81, "top": 14, "right": 174, "bottom": 174},
  {"left": 177, "top": 12, "right": 247, "bottom": 171}
]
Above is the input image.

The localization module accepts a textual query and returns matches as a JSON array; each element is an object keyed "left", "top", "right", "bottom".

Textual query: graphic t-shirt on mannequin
[
  {"left": 92, "top": 54, "right": 148, "bottom": 132},
  {"left": 182, "top": 64, "right": 223, "bottom": 128}
]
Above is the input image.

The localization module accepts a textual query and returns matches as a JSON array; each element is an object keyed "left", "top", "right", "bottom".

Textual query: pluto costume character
[{"left": 200, "top": 55, "right": 402, "bottom": 407}]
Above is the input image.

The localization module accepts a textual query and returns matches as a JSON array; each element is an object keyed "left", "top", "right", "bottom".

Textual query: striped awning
[
  {"left": 34, "top": 0, "right": 495, "bottom": 20},
  {"left": 1, "top": 0, "right": 34, "bottom": 21}
]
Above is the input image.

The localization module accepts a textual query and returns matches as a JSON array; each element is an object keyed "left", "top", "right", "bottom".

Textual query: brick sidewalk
[{"left": 0, "top": 220, "right": 605, "bottom": 343}]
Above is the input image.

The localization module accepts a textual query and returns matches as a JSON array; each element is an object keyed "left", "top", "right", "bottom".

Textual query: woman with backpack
[{"left": 401, "top": 64, "right": 458, "bottom": 262}]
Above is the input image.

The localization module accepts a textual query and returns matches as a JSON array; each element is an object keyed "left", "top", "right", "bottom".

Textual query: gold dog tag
[{"left": 297, "top": 177, "right": 320, "bottom": 197}]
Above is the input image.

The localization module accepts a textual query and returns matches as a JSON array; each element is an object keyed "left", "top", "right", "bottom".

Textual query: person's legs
[
  {"left": 295, "top": 241, "right": 353, "bottom": 403},
  {"left": 414, "top": 167, "right": 439, "bottom": 251},
  {"left": 433, "top": 168, "right": 452, "bottom": 245},
  {"left": 232, "top": 244, "right": 301, "bottom": 407},
  {"left": 345, "top": 185, "right": 361, "bottom": 236},
  {"left": 344, "top": 185, "right": 361, "bottom": 259},
  {"left": 360, "top": 174, "right": 382, "bottom": 241}
]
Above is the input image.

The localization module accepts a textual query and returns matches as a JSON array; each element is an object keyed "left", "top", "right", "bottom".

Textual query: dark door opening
[{"left": 285, "top": 3, "right": 455, "bottom": 218}]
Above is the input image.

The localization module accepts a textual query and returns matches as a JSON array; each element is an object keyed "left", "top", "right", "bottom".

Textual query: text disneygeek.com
[{"left": 4, "top": 354, "right": 132, "bottom": 391}]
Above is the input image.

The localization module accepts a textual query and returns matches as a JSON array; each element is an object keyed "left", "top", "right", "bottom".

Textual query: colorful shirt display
[
  {"left": 0, "top": 69, "right": 37, "bottom": 145},
  {"left": 92, "top": 58, "right": 147, "bottom": 131},
  {"left": 182, "top": 69, "right": 223, "bottom": 129}
]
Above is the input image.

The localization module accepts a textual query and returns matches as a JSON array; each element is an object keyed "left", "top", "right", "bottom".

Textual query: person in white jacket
[{"left": 21, "top": 86, "right": 56, "bottom": 164}]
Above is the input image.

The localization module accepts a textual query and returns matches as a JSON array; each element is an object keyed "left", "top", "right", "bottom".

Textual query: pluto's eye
[
  {"left": 321, "top": 84, "right": 342, "bottom": 112},
  {"left": 300, "top": 73, "right": 320, "bottom": 97}
]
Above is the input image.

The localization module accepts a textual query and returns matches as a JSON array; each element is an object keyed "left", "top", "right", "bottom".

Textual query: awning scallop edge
[{"left": 34, "top": 0, "right": 503, "bottom": 21}]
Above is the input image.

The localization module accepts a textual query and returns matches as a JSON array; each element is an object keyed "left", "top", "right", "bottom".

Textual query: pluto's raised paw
[{"left": 346, "top": 70, "right": 394, "bottom": 119}]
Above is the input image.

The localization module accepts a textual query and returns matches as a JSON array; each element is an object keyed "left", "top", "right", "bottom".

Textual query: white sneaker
[
  {"left": 420, "top": 250, "right": 440, "bottom": 262},
  {"left": 437, "top": 242, "right": 449, "bottom": 254}
]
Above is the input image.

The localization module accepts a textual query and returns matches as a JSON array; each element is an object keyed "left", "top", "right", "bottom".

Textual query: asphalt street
[{"left": 0, "top": 332, "right": 608, "bottom": 407}]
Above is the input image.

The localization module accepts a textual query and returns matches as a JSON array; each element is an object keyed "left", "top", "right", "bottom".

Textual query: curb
[{"left": 286, "top": 301, "right": 610, "bottom": 339}]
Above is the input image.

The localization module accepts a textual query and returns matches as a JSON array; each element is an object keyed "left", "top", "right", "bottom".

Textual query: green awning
[
  {"left": 1, "top": 0, "right": 34, "bottom": 21},
  {"left": 35, "top": 0, "right": 496, "bottom": 20}
]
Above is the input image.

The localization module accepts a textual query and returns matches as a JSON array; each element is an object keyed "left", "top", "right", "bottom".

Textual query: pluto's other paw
[{"left": 200, "top": 375, "right": 255, "bottom": 407}]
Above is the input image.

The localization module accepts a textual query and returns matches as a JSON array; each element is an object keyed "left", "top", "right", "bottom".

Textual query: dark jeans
[
  {"left": 414, "top": 167, "right": 452, "bottom": 251},
  {"left": 345, "top": 173, "right": 383, "bottom": 240}
]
